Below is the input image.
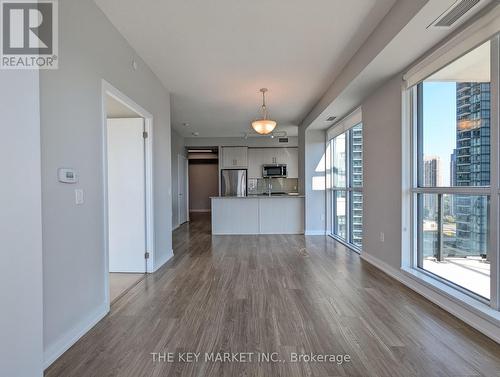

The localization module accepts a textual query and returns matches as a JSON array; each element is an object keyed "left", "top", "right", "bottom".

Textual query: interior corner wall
[
  {"left": 361, "top": 74, "right": 403, "bottom": 268},
  {"left": 0, "top": 71, "right": 44, "bottom": 377},
  {"left": 171, "top": 129, "right": 186, "bottom": 229},
  {"left": 39, "top": 0, "right": 172, "bottom": 367},
  {"left": 304, "top": 129, "right": 326, "bottom": 234},
  {"left": 298, "top": 126, "right": 306, "bottom": 195}
]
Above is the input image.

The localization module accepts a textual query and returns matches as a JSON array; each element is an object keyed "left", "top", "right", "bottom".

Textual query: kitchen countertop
[{"left": 211, "top": 194, "right": 304, "bottom": 199}]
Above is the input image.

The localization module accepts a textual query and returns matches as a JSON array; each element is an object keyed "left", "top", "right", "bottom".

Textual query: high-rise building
[
  {"left": 449, "top": 150, "right": 457, "bottom": 216},
  {"left": 424, "top": 156, "right": 441, "bottom": 185},
  {"left": 454, "top": 82, "right": 490, "bottom": 257},
  {"left": 351, "top": 124, "right": 363, "bottom": 246},
  {"left": 450, "top": 150, "right": 457, "bottom": 187},
  {"left": 423, "top": 155, "right": 441, "bottom": 216}
]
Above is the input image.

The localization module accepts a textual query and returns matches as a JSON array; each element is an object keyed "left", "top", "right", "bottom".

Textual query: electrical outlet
[
  {"left": 75, "top": 189, "right": 84, "bottom": 205},
  {"left": 380, "top": 232, "right": 385, "bottom": 242}
]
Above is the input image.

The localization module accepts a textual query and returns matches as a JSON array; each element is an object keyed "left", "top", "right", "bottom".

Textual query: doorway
[
  {"left": 102, "top": 81, "right": 154, "bottom": 305},
  {"left": 187, "top": 147, "right": 219, "bottom": 216},
  {"left": 178, "top": 154, "right": 189, "bottom": 225}
]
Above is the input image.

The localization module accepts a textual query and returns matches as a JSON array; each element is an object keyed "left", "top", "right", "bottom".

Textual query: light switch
[{"left": 75, "top": 189, "right": 84, "bottom": 205}]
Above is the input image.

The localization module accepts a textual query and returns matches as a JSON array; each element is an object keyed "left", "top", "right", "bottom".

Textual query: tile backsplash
[{"left": 248, "top": 178, "right": 299, "bottom": 195}]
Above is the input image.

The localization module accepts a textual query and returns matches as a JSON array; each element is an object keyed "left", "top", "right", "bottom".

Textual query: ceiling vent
[
  {"left": 429, "top": 0, "right": 481, "bottom": 28},
  {"left": 325, "top": 116, "right": 336, "bottom": 122},
  {"left": 278, "top": 137, "right": 289, "bottom": 143}
]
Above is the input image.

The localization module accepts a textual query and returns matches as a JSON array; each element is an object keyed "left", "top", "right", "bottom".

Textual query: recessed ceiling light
[
  {"left": 192, "top": 132, "right": 199, "bottom": 136},
  {"left": 183, "top": 122, "right": 190, "bottom": 127}
]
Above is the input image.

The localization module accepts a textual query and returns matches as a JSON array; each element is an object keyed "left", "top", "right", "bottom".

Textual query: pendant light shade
[
  {"left": 251, "top": 88, "right": 277, "bottom": 135},
  {"left": 251, "top": 119, "right": 277, "bottom": 135}
]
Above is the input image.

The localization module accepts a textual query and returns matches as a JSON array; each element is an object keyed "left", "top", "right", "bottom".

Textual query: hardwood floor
[{"left": 45, "top": 212, "right": 500, "bottom": 376}]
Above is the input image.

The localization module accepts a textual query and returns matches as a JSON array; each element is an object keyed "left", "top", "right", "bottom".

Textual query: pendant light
[{"left": 251, "top": 88, "right": 277, "bottom": 135}]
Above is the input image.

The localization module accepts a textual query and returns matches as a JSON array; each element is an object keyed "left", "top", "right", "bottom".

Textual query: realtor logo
[{"left": 1, "top": 0, "right": 58, "bottom": 69}]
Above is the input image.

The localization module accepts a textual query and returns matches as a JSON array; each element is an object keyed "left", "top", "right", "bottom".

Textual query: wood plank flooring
[{"left": 45, "top": 213, "right": 500, "bottom": 377}]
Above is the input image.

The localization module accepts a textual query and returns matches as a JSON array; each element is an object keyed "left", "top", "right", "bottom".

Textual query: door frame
[
  {"left": 178, "top": 154, "right": 189, "bottom": 224},
  {"left": 101, "top": 80, "right": 154, "bottom": 310}
]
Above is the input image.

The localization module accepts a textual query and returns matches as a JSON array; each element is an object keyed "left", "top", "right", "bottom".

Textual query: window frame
[{"left": 408, "top": 34, "right": 500, "bottom": 308}]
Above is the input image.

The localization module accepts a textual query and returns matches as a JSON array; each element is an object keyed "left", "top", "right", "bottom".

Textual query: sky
[{"left": 422, "top": 81, "right": 457, "bottom": 186}]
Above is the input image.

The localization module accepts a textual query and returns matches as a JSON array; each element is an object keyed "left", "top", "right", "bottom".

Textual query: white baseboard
[
  {"left": 172, "top": 223, "right": 180, "bottom": 231},
  {"left": 44, "top": 248, "right": 175, "bottom": 369},
  {"left": 360, "top": 252, "right": 500, "bottom": 344},
  {"left": 305, "top": 230, "right": 326, "bottom": 235},
  {"left": 153, "top": 248, "right": 174, "bottom": 272},
  {"left": 44, "top": 303, "right": 108, "bottom": 369},
  {"left": 109, "top": 268, "right": 146, "bottom": 273},
  {"left": 189, "top": 209, "right": 211, "bottom": 213}
]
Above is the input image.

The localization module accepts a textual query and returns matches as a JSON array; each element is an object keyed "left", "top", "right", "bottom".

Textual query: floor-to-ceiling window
[
  {"left": 410, "top": 36, "right": 499, "bottom": 302},
  {"left": 327, "top": 112, "right": 363, "bottom": 250}
]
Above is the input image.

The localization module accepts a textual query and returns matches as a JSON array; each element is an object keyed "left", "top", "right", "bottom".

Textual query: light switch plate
[{"left": 58, "top": 168, "right": 78, "bottom": 184}]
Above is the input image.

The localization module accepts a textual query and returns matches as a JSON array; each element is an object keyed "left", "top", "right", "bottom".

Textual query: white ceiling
[
  {"left": 303, "top": 0, "right": 495, "bottom": 131},
  {"left": 95, "top": 0, "right": 397, "bottom": 137}
]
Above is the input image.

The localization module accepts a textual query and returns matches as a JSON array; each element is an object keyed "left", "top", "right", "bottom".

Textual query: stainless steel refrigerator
[{"left": 221, "top": 169, "right": 247, "bottom": 197}]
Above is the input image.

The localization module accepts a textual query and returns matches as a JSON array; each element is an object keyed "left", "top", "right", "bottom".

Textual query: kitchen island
[{"left": 211, "top": 195, "right": 304, "bottom": 235}]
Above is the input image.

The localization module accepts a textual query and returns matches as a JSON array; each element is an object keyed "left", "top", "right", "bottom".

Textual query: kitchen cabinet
[
  {"left": 211, "top": 196, "right": 304, "bottom": 235},
  {"left": 283, "top": 148, "right": 298, "bottom": 178},
  {"left": 221, "top": 147, "right": 248, "bottom": 168},
  {"left": 248, "top": 148, "right": 265, "bottom": 178},
  {"left": 247, "top": 147, "right": 298, "bottom": 178}
]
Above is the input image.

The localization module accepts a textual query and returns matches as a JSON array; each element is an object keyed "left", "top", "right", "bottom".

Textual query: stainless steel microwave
[{"left": 262, "top": 164, "right": 287, "bottom": 178}]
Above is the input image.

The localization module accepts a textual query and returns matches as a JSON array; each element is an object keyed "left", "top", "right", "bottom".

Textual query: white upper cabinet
[
  {"left": 284, "top": 148, "right": 298, "bottom": 178},
  {"left": 247, "top": 147, "right": 298, "bottom": 178},
  {"left": 221, "top": 147, "right": 248, "bottom": 168},
  {"left": 248, "top": 148, "right": 264, "bottom": 178}
]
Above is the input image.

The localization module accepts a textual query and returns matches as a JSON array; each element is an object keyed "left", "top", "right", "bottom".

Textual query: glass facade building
[
  {"left": 350, "top": 124, "right": 363, "bottom": 246},
  {"left": 454, "top": 82, "right": 490, "bottom": 258}
]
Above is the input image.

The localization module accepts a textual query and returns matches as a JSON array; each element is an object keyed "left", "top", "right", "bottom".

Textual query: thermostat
[{"left": 58, "top": 168, "right": 78, "bottom": 184}]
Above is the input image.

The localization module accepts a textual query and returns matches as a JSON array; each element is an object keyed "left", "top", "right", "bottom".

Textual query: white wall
[
  {"left": 361, "top": 75, "right": 403, "bottom": 268},
  {"left": 40, "top": 0, "right": 172, "bottom": 367},
  {"left": 171, "top": 129, "right": 186, "bottom": 229},
  {"left": 0, "top": 71, "right": 44, "bottom": 376},
  {"left": 304, "top": 129, "right": 327, "bottom": 234}
]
